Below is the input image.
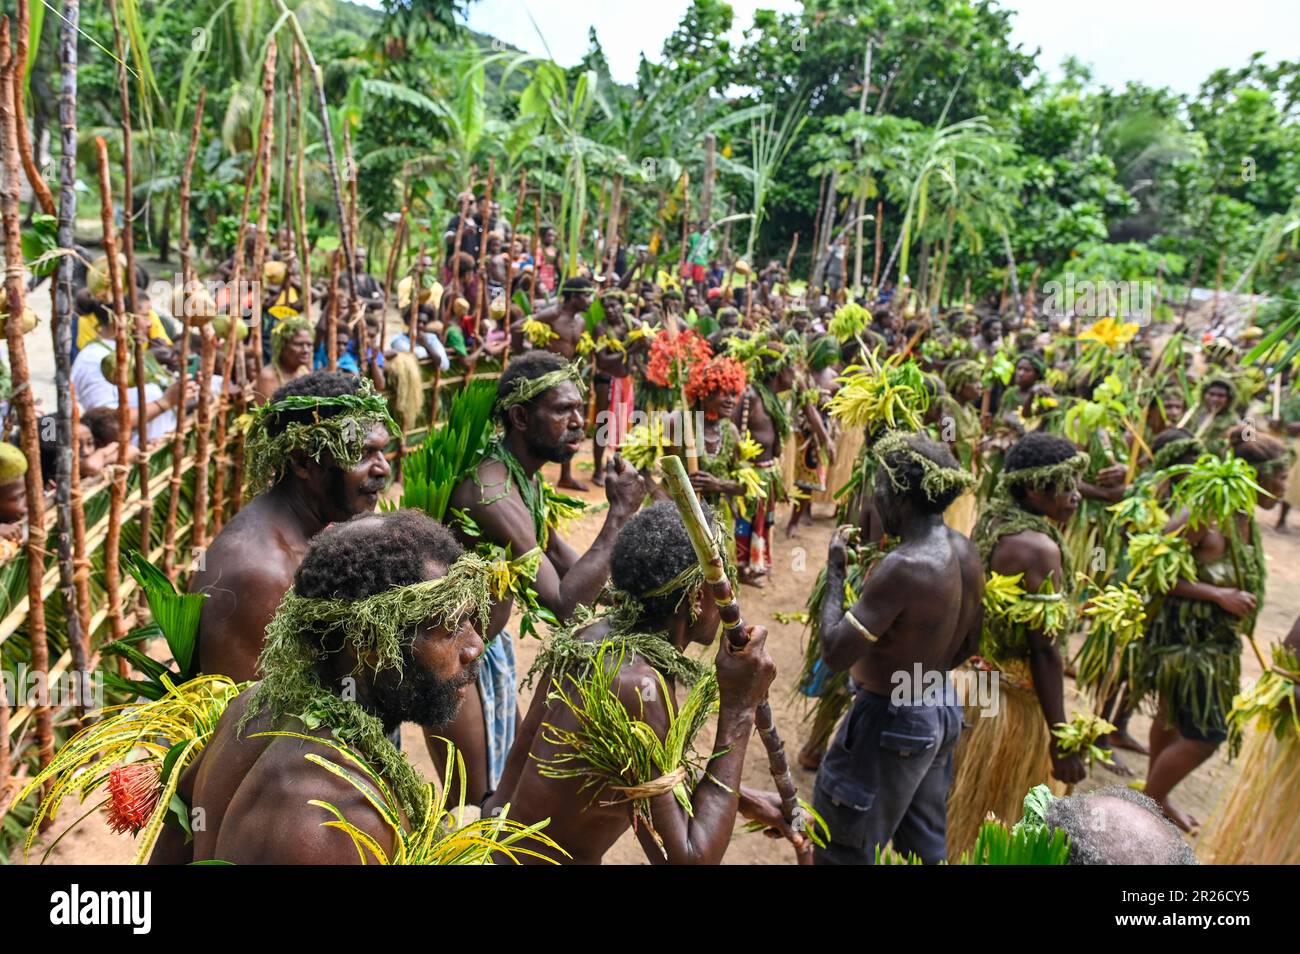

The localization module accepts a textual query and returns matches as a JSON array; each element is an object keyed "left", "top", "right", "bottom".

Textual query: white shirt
[
  {"left": 71, "top": 338, "right": 173, "bottom": 444},
  {"left": 389, "top": 332, "right": 450, "bottom": 371}
]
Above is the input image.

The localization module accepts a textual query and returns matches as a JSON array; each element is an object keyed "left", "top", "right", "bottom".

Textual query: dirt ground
[{"left": 10, "top": 444, "right": 1300, "bottom": 866}]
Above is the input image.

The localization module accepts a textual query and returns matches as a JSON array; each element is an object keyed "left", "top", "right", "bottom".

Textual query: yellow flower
[
  {"left": 523, "top": 318, "right": 558, "bottom": 346},
  {"left": 1078, "top": 317, "right": 1139, "bottom": 350}
]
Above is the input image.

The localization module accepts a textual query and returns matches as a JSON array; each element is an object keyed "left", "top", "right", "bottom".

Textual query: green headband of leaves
[
  {"left": 1150, "top": 437, "right": 1202, "bottom": 474},
  {"left": 243, "top": 379, "right": 399, "bottom": 498},
  {"left": 873, "top": 430, "right": 976, "bottom": 503},
  {"left": 259, "top": 552, "right": 493, "bottom": 683},
  {"left": 495, "top": 363, "right": 588, "bottom": 414},
  {"left": 997, "top": 451, "right": 1089, "bottom": 494}
]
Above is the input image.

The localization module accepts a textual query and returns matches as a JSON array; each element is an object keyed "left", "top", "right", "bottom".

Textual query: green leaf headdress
[
  {"left": 494, "top": 361, "right": 588, "bottom": 416},
  {"left": 242, "top": 378, "right": 399, "bottom": 499},
  {"left": 872, "top": 430, "right": 976, "bottom": 503},
  {"left": 996, "top": 449, "right": 1089, "bottom": 495}
]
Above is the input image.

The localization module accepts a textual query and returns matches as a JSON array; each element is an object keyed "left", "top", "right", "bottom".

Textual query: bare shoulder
[
  {"left": 610, "top": 655, "right": 671, "bottom": 740},
  {"left": 220, "top": 731, "right": 396, "bottom": 864},
  {"left": 990, "top": 528, "right": 1061, "bottom": 576}
]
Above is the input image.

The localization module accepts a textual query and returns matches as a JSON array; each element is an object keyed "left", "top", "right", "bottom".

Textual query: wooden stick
[
  {"left": 450, "top": 187, "right": 471, "bottom": 299},
  {"left": 211, "top": 44, "right": 276, "bottom": 531},
  {"left": 93, "top": 137, "right": 131, "bottom": 657},
  {"left": 163, "top": 89, "right": 205, "bottom": 580},
  {"left": 658, "top": 454, "right": 809, "bottom": 863},
  {"left": 107, "top": 0, "right": 154, "bottom": 556},
  {"left": 190, "top": 322, "right": 216, "bottom": 559},
  {"left": 248, "top": 42, "right": 277, "bottom": 380},
  {"left": 784, "top": 231, "right": 800, "bottom": 282},
  {"left": 476, "top": 159, "right": 495, "bottom": 338},
  {"left": 12, "top": 0, "right": 53, "bottom": 215},
  {"left": 52, "top": 0, "right": 87, "bottom": 701},
  {"left": 69, "top": 383, "right": 92, "bottom": 643},
  {"left": 326, "top": 249, "right": 340, "bottom": 371},
  {"left": 502, "top": 172, "right": 526, "bottom": 368},
  {"left": 379, "top": 204, "right": 408, "bottom": 356},
  {"left": 1, "top": 23, "right": 53, "bottom": 770},
  {"left": 291, "top": 44, "right": 311, "bottom": 322},
  {"left": 530, "top": 201, "right": 541, "bottom": 312}
]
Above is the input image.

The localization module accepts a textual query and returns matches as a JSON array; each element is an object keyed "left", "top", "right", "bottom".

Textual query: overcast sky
[{"left": 404, "top": 0, "right": 1300, "bottom": 95}]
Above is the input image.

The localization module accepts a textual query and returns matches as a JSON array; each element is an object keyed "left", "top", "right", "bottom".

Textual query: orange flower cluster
[
  {"left": 686, "top": 355, "right": 748, "bottom": 406},
  {"left": 646, "top": 328, "right": 712, "bottom": 389},
  {"left": 106, "top": 762, "right": 162, "bottom": 835}
]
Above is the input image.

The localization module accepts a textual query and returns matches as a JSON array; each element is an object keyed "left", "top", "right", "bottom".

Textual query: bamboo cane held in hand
[
  {"left": 380, "top": 204, "right": 408, "bottom": 356},
  {"left": 658, "top": 454, "right": 808, "bottom": 860}
]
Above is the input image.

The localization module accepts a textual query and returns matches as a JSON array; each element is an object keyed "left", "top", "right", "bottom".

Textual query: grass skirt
[
  {"left": 946, "top": 662, "right": 1064, "bottom": 858},
  {"left": 1197, "top": 727, "right": 1300, "bottom": 864}
]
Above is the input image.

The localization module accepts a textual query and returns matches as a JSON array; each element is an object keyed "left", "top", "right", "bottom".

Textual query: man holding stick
[
  {"left": 436, "top": 352, "right": 645, "bottom": 805},
  {"left": 813, "top": 432, "right": 983, "bottom": 864},
  {"left": 487, "top": 501, "right": 793, "bottom": 864}
]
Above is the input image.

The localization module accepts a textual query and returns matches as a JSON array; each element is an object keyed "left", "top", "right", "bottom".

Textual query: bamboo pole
[
  {"left": 50, "top": 0, "right": 86, "bottom": 688},
  {"left": 11, "top": 0, "right": 54, "bottom": 216},
  {"left": 163, "top": 90, "right": 206, "bottom": 580},
  {"left": 93, "top": 137, "right": 131, "bottom": 654},
  {"left": 291, "top": 44, "right": 311, "bottom": 322},
  {"left": 530, "top": 201, "right": 541, "bottom": 312},
  {"left": 407, "top": 243, "right": 424, "bottom": 351},
  {"left": 784, "top": 231, "right": 800, "bottom": 282},
  {"left": 380, "top": 204, "right": 408, "bottom": 355},
  {"left": 107, "top": 0, "right": 154, "bottom": 556},
  {"left": 190, "top": 323, "right": 216, "bottom": 559},
  {"left": 602, "top": 174, "right": 622, "bottom": 284},
  {"left": 659, "top": 454, "right": 809, "bottom": 864},
  {"left": 502, "top": 172, "right": 526, "bottom": 368},
  {"left": 1, "top": 21, "right": 52, "bottom": 770},
  {"left": 326, "top": 249, "right": 340, "bottom": 370},
  {"left": 68, "top": 384, "right": 91, "bottom": 642},
  {"left": 476, "top": 159, "right": 495, "bottom": 337},
  {"left": 248, "top": 41, "right": 277, "bottom": 381},
  {"left": 450, "top": 189, "right": 470, "bottom": 299},
  {"left": 211, "top": 44, "right": 276, "bottom": 531},
  {"left": 871, "top": 200, "right": 883, "bottom": 293},
  {"left": 277, "top": 0, "right": 356, "bottom": 309},
  {"left": 10, "top": 3, "right": 51, "bottom": 222}
]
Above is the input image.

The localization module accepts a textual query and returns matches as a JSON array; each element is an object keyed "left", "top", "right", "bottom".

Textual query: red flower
[
  {"left": 685, "top": 356, "right": 748, "bottom": 406},
  {"left": 106, "top": 762, "right": 162, "bottom": 835},
  {"left": 646, "top": 329, "right": 713, "bottom": 389}
]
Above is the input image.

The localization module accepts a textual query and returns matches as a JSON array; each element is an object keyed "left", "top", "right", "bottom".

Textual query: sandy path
[{"left": 10, "top": 451, "right": 1300, "bottom": 865}]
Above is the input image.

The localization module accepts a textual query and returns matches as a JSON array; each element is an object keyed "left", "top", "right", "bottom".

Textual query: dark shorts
[{"left": 812, "top": 685, "right": 962, "bottom": 865}]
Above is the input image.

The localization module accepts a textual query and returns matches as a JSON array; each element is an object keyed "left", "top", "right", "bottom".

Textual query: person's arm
[
  {"left": 475, "top": 458, "right": 644, "bottom": 622},
  {"left": 819, "top": 526, "right": 907, "bottom": 672},
  {"left": 632, "top": 625, "right": 776, "bottom": 865},
  {"left": 990, "top": 532, "right": 1084, "bottom": 784}
]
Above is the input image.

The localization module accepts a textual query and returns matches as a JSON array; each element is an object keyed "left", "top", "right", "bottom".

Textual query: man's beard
[
  {"left": 524, "top": 426, "right": 582, "bottom": 463},
  {"left": 327, "top": 467, "right": 388, "bottom": 516},
  {"left": 373, "top": 648, "right": 480, "bottom": 730}
]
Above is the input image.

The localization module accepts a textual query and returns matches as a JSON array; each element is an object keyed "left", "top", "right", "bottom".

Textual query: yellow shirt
[{"left": 77, "top": 310, "right": 173, "bottom": 351}]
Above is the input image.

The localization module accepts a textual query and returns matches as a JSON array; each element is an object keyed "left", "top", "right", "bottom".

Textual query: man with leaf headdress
[
  {"left": 813, "top": 433, "right": 983, "bottom": 864},
  {"left": 151, "top": 511, "right": 553, "bottom": 864},
  {"left": 947, "top": 432, "right": 1089, "bottom": 857},
  {"left": 192, "top": 371, "right": 397, "bottom": 682},
  {"left": 253, "top": 315, "right": 313, "bottom": 405},
  {"left": 436, "top": 352, "right": 646, "bottom": 807},
  {"left": 487, "top": 501, "right": 794, "bottom": 864},
  {"left": 529, "top": 276, "right": 596, "bottom": 490}
]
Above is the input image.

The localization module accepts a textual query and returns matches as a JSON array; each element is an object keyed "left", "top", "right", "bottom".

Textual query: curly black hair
[
  {"left": 611, "top": 500, "right": 715, "bottom": 622},
  {"left": 294, "top": 509, "right": 463, "bottom": 605},
  {"left": 879, "top": 434, "right": 966, "bottom": 514},
  {"left": 265, "top": 369, "right": 364, "bottom": 439},
  {"left": 495, "top": 350, "right": 570, "bottom": 425},
  {"left": 1004, "top": 431, "right": 1080, "bottom": 503},
  {"left": 560, "top": 275, "right": 594, "bottom": 299}
]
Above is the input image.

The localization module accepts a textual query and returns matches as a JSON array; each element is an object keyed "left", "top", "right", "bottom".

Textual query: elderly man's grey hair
[{"left": 1044, "top": 786, "right": 1198, "bottom": 866}]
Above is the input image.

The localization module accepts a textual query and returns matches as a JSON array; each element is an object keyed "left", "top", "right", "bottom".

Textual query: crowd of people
[{"left": 7, "top": 196, "right": 1300, "bottom": 867}]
